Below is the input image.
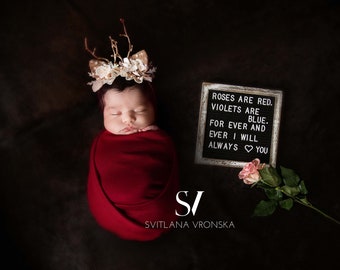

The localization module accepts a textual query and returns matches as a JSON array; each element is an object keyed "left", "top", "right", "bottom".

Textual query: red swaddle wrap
[{"left": 87, "top": 129, "right": 179, "bottom": 241}]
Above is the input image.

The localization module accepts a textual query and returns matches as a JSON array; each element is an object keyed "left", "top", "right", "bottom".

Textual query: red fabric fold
[{"left": 87, "top": 129, "right": 179, "bottom": 241}]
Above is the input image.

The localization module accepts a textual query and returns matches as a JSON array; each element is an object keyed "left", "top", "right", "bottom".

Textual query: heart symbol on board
[{"left": 244, "top": 145, "right": 253, "bottom": 153}]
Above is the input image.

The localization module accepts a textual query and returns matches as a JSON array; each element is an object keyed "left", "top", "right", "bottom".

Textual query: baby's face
[{"left": 103, "top": 86, "right": 155, "bottom": 135}]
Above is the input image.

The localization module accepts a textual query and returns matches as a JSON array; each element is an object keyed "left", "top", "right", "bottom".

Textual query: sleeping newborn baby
[{"left": 87, "top": 78, "right": 179, "bottom": 241}]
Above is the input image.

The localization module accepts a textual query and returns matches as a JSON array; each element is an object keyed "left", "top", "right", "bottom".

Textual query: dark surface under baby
[{"left": 1, "top": 0, "right": 339, "bottom": 269}]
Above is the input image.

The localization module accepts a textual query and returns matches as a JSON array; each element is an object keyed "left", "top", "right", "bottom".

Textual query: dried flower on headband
[
  {"left": 239, "top": 159, "right": 340, "bottom": 225},
  {"left": 85, "top": 18, "right": 157, "bottom": 92}
]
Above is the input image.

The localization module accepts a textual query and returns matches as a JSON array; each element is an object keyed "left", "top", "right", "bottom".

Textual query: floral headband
[{"left": 85, "top": 19, "right": 156, "bottom": 92}]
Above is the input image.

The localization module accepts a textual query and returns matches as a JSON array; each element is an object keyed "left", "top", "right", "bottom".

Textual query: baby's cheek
[
  {"left": 103, "top": 118, "right": 118, "bottom": 134},
  {"left": 139, "top": 118, "right": 150, "bottom": 127},
  {"left": 143, "top": 113, "right": 155, "bottom": 126}
]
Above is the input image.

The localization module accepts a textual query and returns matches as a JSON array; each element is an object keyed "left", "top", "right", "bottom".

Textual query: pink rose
[{"left": 238, "top": 159, "right": 265, "bottom": 185}]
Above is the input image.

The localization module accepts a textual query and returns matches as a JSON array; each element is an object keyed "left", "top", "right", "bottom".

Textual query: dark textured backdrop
[{"left": 1, "top": 0, "right": 340, "bottom": 269}]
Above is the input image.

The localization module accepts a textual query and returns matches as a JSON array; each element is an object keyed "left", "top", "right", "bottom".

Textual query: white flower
[{"left": 93, "top": 63, "right": 113, "bottom": 79}]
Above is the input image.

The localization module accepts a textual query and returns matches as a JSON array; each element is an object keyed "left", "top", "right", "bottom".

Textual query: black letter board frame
[{"left": 195, "top": 82, "right": 283, "bottom": 168}]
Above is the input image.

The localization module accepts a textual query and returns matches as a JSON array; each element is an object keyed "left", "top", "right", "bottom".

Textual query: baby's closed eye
[{"left": 135, "top": 108, "right": 147, "bottom": 114}]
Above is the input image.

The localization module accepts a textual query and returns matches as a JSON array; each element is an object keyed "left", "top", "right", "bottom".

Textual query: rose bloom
[{"left": 238, "top": 158, "right": 265, "bottom": 185}]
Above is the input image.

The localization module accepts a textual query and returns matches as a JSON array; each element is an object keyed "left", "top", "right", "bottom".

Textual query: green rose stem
[
  {"left": 277, "top": 187, "right": 340, "bottom": 225},
  {"left": 293, "top": 196, "right": 340, "bottom": 225}
]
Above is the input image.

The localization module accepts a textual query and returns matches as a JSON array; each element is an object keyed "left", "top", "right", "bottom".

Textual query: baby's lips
[{"left": 120, "top": 126, "right": 138, "bottom": 134}]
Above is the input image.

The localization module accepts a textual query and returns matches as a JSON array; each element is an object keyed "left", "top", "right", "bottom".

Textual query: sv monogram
[{"left": 175, "top": 191, "right": 204, "bottom": 217}]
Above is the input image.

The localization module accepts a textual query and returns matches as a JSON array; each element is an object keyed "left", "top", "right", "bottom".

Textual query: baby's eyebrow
[{"left": 107, "top": 106, "right": 118, "bottom": 110}]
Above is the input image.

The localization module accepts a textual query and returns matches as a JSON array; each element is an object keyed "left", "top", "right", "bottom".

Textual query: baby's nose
[{"left": 122, "top": 111, "right": 136, "bottom": 124}]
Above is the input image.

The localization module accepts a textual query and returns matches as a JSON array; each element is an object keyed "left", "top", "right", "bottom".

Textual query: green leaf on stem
[
  {"left": 299, "top": 196, "right": 311, "bottom": 206},
  {"left": 259, "top": 166, "right": 282, "bottom": 187},
  {"left": 279, "top": 198, "right": 294, "bottom": 210},
  {"left": 299, "top": 180, "right": 308, "bottom": 195},
  {"left": 280, "top": 166, "right": 300, "bottom": 187},
  {"left": 253, "top": 200, "right": 277, "bottom": 216},
  {"left": 265, "top": 188, "right": 283, "bottom": 201},
  {"left": 280, "top": 185, "right": 300, "bottom": 197}
]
